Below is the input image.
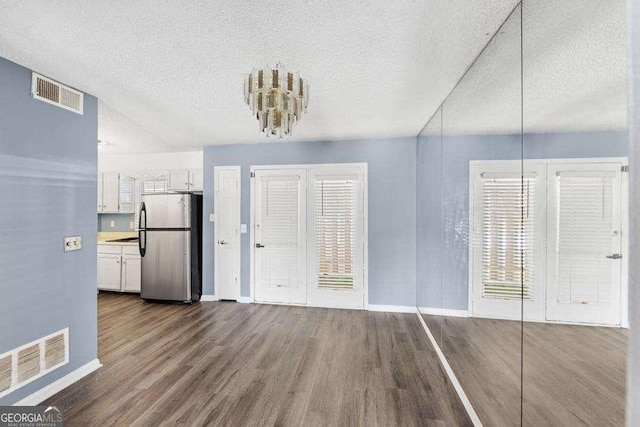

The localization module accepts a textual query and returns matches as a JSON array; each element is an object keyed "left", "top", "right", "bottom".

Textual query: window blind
[
  {"left": 556, "top": 174, "right": 614, "bottom": 305},
  {"left": 481, "top": 176, "right": 535, "bottom": 300},
  {"left": 134, "top": 176, "right": 168, "bottom": 229},
  {"left": 260, "top": 177, "right": 299, "bottom": 288},
  {"left": 314, "top": 176, "right": 357, "bottom": 290}
]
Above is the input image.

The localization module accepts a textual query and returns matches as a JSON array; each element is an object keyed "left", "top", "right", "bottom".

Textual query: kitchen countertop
[{"left": 97, "top": 232, "right": 139, "bottom": 246}]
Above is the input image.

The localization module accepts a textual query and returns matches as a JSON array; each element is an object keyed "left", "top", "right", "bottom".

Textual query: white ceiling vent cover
[
  {"left": 31, "top": 73, "right": 84, "bottom": 114},
  {"left": 0, "top": 328, "right": 69, "bottom": 399}
]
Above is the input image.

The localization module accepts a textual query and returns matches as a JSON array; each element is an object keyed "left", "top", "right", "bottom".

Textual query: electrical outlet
[
  {"left": 240, "top": 224, "right": 247, "bottom": 234},
  {"left": 129, "top": 221, "right": 134, "bottom": 229},
  {"left": 110, "top": 220, "right": 115, "bottom": 228},
  {"left": 64, "top": 236, "right": 82, "bottom": 252},
  {"left": 209, "top": 213, "right": 215, "bottom": 222}
]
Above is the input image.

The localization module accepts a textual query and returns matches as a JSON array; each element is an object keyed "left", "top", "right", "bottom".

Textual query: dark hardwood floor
[
  {"left": 424, "top": 315, "right": 627, "bottom": 426},
  {"left": 46, "top": 293, "right": 471, "bottom": 426}
]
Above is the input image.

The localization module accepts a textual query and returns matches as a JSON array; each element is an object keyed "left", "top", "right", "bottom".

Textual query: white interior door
[
  {"left": 214, "top": 167, "right": 241, "bottom": 301},
  {"left": 253, "top": 169, "right": 307, "bottom": 304},
  {"left": 307, "top": 166, "right": 365, "bottom": 309},
  {"left": 470, "top": 162, "right": 546, "bottom": 321},
  {"left": 546, "top": 162, "right": 623, "bottom": 325}
]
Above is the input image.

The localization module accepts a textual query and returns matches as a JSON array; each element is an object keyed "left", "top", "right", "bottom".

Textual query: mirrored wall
[{"left": 417, "top": 1, "right": 628, "bottom": 424}]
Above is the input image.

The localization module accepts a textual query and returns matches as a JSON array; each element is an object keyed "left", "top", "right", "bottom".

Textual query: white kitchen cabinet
[
  {"left": 97, "top": 254, "right": 122, "bottom": 290},
  {"left": 100, "top": 172, "right": 120, "bottom": 213},
  {"left": 121, "top": 255, "right": 141, "bottom": 292},
  {"left": 98, "top": 245, "right": 141, "bottom": 293},
  {"left": 167, "top": 171, "right": 190, "bottom": 191},
  {"left": 97, "top": 174, "right": 104, "bottom": 213},
  {"left": 190, "top": 170, "right": 203, "bottom": 191},
  {"left": 167, "top": 169, "right": 203, "bottom": 192}
]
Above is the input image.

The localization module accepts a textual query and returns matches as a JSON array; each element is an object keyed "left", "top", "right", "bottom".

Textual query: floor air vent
[
  {"left": 31, "top": 73, "right": 84, "bottom": 114},
  {"left": 0, "top": 328, "right": 69, "bottom": 399}
]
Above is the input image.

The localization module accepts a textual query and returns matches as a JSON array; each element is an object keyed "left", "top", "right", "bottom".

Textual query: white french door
[
  {"left": 251, "top": 164, "right": 366, "bottom": 309},
  {"left": 307, "top": 166, "right": 365, "bottom": 309},
  {"left": 546, "top": 162, "right": 623, "bottom": 325},
  {"left": 214, "top": 167, "right": 241, "bottom": 301},
  {"left": 253, "top": 169, "right": 307, "bottom": 305}
]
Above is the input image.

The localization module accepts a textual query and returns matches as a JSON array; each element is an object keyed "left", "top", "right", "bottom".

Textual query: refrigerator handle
[
  {"left": 139, "top": 202, "right": 147, "bottom": 257},
  {"left": 139, "top": 202, "right": 147, "bottom": 230},
  {"left": 139, "top": 230, "right": 146, "bottom": 257}
]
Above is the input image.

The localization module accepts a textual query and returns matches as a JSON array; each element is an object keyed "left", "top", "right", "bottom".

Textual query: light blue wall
[
  {"left": 98, "top": 213, "right": 134, "bottom": 232},
  {"left": 0, "top": 57, "right": 98, "bottom": 404},
  {"left": 417, "top": 130, "right": 629, "bottom": 310},
  {"left": 203, "top": 137, "right": 417, "bottom": 306}
]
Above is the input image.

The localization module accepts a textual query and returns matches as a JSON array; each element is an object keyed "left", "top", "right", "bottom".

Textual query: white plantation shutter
[
  {"left": 481, "top": 173, "right": 536, "bottom": 300},
  {"left": 556, "top": 172, "right": 614, "bottom": 305},
  {"left": 260, "top": 176, "right": 300, "bottom": 288},
  {"left": 314, "top": 175, "right": 357, "bottom": 289},
  {"left": 134, "top": 176, "right": 168, "bottom": 229}
]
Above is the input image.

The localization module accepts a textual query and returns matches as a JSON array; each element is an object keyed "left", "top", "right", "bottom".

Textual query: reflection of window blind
[
  {"left": 315, "top": 176, "right": 357, "bottom": 290},
  {"left": 481, "top": 176, "right": 535, "bottom": 300},
  {"left": 556, "top": 174, "right": 613, "bottom": 305},
  {"left": 134, "top": 177, "right": 167, "bottom": 229}
]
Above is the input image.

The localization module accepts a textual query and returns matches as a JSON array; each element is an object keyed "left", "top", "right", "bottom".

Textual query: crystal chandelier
[{"left": 243, "top": 62, "right": 309, "bottom": 138}]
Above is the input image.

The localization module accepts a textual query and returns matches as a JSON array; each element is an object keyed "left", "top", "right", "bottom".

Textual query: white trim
[
  {"left": 238, "top": 296, "right": 253, "bottom": 304},
  {"left": 200, "top": 295, "right": 218, "bottom": 302},
  {"left": 213, "top": 166, "right": 241, "bottom": 302},
  {"left": 416, "top": 313, "right": 482, "bottom": 426},
  {"left": 367, "top": 304, "right": 417, "bottom": 313},
  {"left": 418, "top": 307, "right": 470, "bottom": 318},
  {"left": 13, "top": 359, "right": 102, "bottom": 406}
]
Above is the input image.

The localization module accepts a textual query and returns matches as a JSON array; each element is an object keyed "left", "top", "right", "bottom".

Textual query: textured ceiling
[
  {"left": 426, "top": 0, "right": 628, "bottom": 136},
  {"left": 0, "top": 0, "right": 519, "bottom": 153}
]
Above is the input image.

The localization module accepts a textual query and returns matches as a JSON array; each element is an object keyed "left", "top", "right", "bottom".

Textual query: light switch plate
[
  {"left": 64, "top": 236, "right": 82, "bottom": 252},
  {"left": 240, "top": 224, "right": 247, "bottom": 234},
  {"left": 209, "top": 213, "right": 215, "bottom": 222}
]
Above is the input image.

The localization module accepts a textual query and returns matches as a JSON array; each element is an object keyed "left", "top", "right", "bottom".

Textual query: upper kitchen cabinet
[
  {"left": 190, "top": 170, "right": 203, "bottom": 191},
  {"left": 167, "top": 169, "right": 203, "bottom": 192},
  {"left": 99, "top": 172, "right": 120, "bottom": 213},
  {"left": 97, "top": 173, "right": 136, "bottom": 213}
]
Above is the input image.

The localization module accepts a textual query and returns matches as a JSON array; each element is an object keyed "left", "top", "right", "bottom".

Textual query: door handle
[
  {"left": 606, "top": 254, "right": 623, "bottom": 260},
  {"left": 218, "top": 240, "right": 228, "bottom": 245},
  {"left": 255, "top": 243, "right": 265, "bottom": 248}
]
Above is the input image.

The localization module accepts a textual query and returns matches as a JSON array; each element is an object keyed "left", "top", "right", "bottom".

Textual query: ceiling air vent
[{"left": 31, "top": 73, "right": 84, "bottom": 115}]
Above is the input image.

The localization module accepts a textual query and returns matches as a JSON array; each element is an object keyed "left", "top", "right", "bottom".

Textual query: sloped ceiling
[{"left": 0, "top": 0, "right": 519, "bottom": 153}]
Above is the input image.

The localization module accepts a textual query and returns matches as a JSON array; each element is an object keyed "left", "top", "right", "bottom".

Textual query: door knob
[
  {"left": 218, "top": 240, "right": 227, "bottom": 245},
  {"left": 606, "top": 254, "right": 623, "bottom": 259},
  {"left": 255, "top": 243, "right": 265, "bottom": 248}
]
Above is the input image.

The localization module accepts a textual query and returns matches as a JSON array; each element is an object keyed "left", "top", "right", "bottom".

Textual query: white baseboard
[
  {"left": 14, "top": 359, "right": 102, "bottom": 406},
  {"left": 415, "top": 314, "right": 481, "bottom": 426},
  {"left": 200, "top": 295, "right": 217, "bottom": 302},
  {"left": 238, "top": 296, "right": 253, "bottom": 304},
  {"left": 418, "top": 307, "right": 470, "bottom": 318},
  {"left": 367, "top": 304, "right": 417, "bottom": 314}
]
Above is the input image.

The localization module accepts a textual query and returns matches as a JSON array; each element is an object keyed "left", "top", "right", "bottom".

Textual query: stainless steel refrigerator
[{"left": 138, "top": 193, "right": 202, "bottom": 302}]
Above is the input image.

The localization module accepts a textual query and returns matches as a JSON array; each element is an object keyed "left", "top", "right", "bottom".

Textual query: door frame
[
  {"left": 468, "top": 157, "right": 629, "bottom": 326},
  {"left": 214, "top": 166, "right": 241, "bottom": 301},
  {"left": 249, "top": 163, "right": 368, "bottom": 308}
]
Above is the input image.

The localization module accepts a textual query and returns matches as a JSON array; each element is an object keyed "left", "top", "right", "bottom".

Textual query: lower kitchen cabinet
[
  {"left": 121, "top": 255, "right": 141, "bottom": 292},
  {"left": 98, "top": 245, "right": 141, "bottom": 293}
]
